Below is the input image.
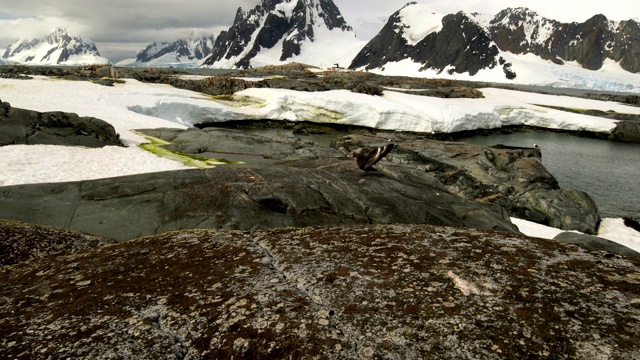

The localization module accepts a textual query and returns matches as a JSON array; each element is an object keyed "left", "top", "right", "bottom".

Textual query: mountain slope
[
  {"left": 201, "top": 0, "right": 364, "bottom": 69},
  {"left": 489, "top": 7, "right": 640, "bottom": 73},
  {"left": 117, "top": 34, "right": 215, "bottom": 68},
  {"left": 2, "top": 27, "right": 109, "bottom": 66},
  {"left": 349, "top": 3, "right": 640, "bottom": 87},
  {"left": 349, "top": 3, "right": 515, "bottom": 79}
]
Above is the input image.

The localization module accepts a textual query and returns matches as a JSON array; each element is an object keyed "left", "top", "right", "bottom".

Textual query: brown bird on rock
[{"left": 352, "top": 143, "right": 394, "bottom": 174}]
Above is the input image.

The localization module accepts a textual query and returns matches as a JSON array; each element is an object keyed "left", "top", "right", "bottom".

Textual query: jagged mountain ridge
[
  {"left": 201, "top": 0, "right": 363, "bottom": 69},
  {"left": 349, "top": 3, "right": 640, "bottom": 79},
  {"left": 116, "top": 35, "right": 215, "bottom": 68},
  {"left": 350, "top": 3, "right": 515, "bottom": 79},
  {"left": 1, "top": 27, "right": 109, "bottom": 66},
  {"left": 489, "top": 7, "right": 640, "bottom": 73}
]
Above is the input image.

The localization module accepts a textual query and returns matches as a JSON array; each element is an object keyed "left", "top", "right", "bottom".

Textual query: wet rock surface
[
  {"left": 140, "top": 125, "right": 602, "bottom": 234},
  {"left": 1, "top": 224, "right": 639, "bottom": 359},
  {"left": 333, "top": 133, "right": 601, "bottom": 235},
  {"left": 0, "top": 159, "right": 516, "bottom": 242},
  {"left": 0, "top": 100, "right": 123, "bottom": 147}
]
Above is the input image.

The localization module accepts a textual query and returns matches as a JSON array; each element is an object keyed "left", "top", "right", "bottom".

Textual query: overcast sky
[{"left": 0, "top": 0, "right": 637, "bottom": 62}]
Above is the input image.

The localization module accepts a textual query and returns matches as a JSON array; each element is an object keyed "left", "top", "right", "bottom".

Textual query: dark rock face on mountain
[
  {"left": 350, "top": 4, "right": 516, "bottom": 79},
  {"left": 1, "top": 223, "right": 639, "bottom": 359},
  {"left": 129, "top": 35, "right": 215, "bottom": 65},
  {"left": 1, "top": 27, "right": 107, "bottom": 65},
  {"left": 411, "top": 12, "right": 504, "bottom": 77},
  {"left": 202, "top": 0, "right": 354, "bottom": 69},
  {"left": 489, "top": 7, "right": 640, "bottom": 73},
  {"left": 0, "top": 100, "right": 122, "bottom": 147},
  {"left": 351, "top": 4, "right": 639, "bottom": 77}
]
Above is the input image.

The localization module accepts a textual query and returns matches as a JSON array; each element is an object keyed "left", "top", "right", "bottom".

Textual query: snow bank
[
  {"left": 0, "top": 144, "right": 189, "bottom": 187},
  {"left": 121, "top": 85, "right": 627, "bottom": 134},
  {"left": 598, "top": 218, "right": 640, "bottom": 254},
  {"left": 0, "top": 76, "right": 194, "bottom": 146}
]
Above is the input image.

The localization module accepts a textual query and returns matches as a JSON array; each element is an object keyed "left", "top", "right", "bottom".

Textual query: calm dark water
[{"left": 461, "top": 131, "right": 640, "bottom": 218}]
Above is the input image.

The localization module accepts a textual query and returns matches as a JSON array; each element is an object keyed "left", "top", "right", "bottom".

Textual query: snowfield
[
  {"left": 368, "top": 55, "right": 640, "bottom": 94},
  {"left": 0, "top": 74, "right": 639, "bottom": 251}
]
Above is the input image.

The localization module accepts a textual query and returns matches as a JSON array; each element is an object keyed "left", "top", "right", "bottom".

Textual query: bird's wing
[{"left": 363, "top": 144, "right": 394, "bottom": 169}]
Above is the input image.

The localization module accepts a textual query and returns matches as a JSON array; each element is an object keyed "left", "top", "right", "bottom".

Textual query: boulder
[
  {"left": 609, "top": 121, "right": 640, "bottom": 142},
  {"left": 0, "top": 100, "right": 122, "bottom": 147},
  {"left": 515, "top": 188, "right": 601, "bottom": 234},
  {"left": 1, "top": 223, "right": 639, "bottom": 358}
]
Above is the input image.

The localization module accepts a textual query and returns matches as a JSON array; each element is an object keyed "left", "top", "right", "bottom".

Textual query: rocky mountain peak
[
  {"left": 202, "top": 0, "right": 358, "bottom": 69},
  {"left": 2, "top": 27, "right": 107, "bottom": 65},
  {"left": 351, "top": 3, "right": 640, "bottom": 78},
  {"left": 350, "top": 3, "right": 516, "bottom": 79},
  {"left": 488, "top": 7, "right": 640, "bottom": 72},
  {"left": 121, "top": 34, "right": 215, "bottom": 67}
]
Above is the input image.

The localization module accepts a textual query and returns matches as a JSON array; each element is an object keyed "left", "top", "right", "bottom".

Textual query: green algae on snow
[{"left": 135, "top": 131, "right": 242, "bottom": 169}]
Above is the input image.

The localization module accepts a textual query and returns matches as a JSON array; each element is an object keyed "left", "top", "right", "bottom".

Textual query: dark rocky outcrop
[
  {"left": 0, "top": 124, "right": 599, "bottom": 241},
  {"left": 1, "top": 223, "right": 639, "bottom": 358},
  {"left": 333, "top": 133, "right": 601, "bottom": 234},
  {"left": 609, "top": 121, "right": 640, "bottom": 142},
  {"left": 140, "top": 126, "right": 344, "bottom": 160},
  {"left": 0, "top": 100, "right": 123, "bottom": 147},
  {"left": 0, "top": 160, "right": 516, "bottom": 241}
]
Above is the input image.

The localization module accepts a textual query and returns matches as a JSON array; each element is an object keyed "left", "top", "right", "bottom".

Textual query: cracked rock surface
[
  {"left": 1, "top": 224, "right": 639, "bottom": 359},
  {"left": 0, "top": 159, "right": 517, "bottom": 241}
]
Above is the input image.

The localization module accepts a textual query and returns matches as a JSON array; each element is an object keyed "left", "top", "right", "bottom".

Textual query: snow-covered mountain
[
  {"left": 117, "top": 34, "right": 215, "bottom": 68},
  {"left": 349, "top": 3, "right": 640, "bottom": 88},
  {"left": 2, "top": 27, "right": 109, "bottom": 66},
  {"left": 201, "top": 0, "right": 365, "bottom": 69},
  {"left": 489, "top": 7, "right": 640, "bottom": 74},
  {"left": 350, "top": 3, "right": 515, "bottom": 79}
]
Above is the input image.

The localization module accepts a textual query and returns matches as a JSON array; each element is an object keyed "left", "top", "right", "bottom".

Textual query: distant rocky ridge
[
  {"left": 350, "top": 3, "right": 640, "bottom": 77},
  {"left": 117, "top": 34, "right": 215, "bottom": 68},
  {"left": 3, "top": 2, "right": 640, "bottom": 82},
  {"left": 489, "top": 7, "right": 640, "bottom": 73},
  {"left": 1, "top": 27, "right": 109, "bottom": 66}
]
